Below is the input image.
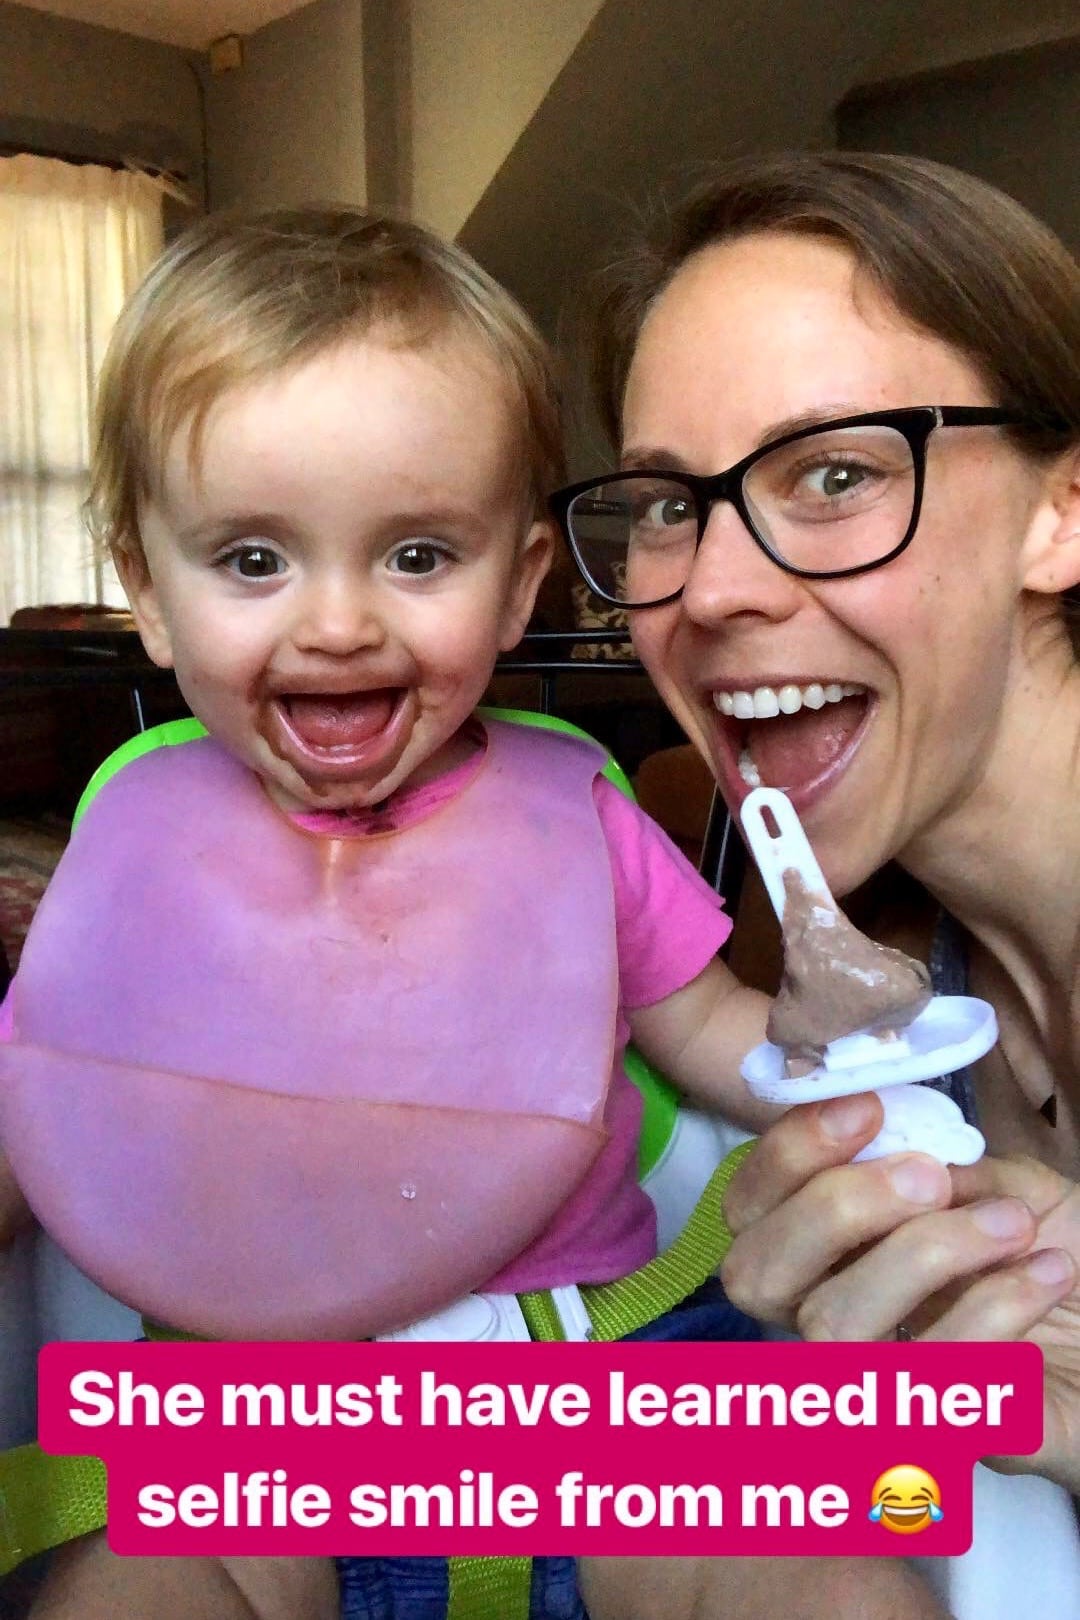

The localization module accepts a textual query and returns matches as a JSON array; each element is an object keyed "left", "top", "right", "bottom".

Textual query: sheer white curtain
[{"left": 0, "top": 153, "right": 164, "bottom": 622}]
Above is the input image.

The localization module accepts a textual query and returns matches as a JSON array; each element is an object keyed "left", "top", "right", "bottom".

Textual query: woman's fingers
[
  {"left": 793, "top": 1197, "right": 1041, "bottom": 1341},
  {"left": 721, "top": 1111, "right": 1079, "bottom": 1339},
  {"left": 723, "top": 1093, "right": 887, "bottom": 1231},
  {"left": 917, "top": 1247, "right": 1076, "bottom": 1342},
  {"left": 721, "top": 1150, "right": 952, "bottom": 1327},
  {"left": 949, "top": 1153, "right": 1074, "bottom": 1218}
]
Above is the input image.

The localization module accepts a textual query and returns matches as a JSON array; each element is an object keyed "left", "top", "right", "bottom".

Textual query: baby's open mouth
[
  {"left": 278, "top": 690, "right": 400, "bottom": 753},
  {"left": 713, "top": 681, "right": 870, "bottom": 793}
]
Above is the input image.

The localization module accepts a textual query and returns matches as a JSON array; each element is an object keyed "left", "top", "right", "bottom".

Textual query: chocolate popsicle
[{"left": 767, "top": 869, "right": 932, "bottom": 1076}]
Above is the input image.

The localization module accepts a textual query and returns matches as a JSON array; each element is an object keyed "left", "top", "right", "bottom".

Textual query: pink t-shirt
[{"left": 2, "top": 722, "right": 731, "bottom": 1299}]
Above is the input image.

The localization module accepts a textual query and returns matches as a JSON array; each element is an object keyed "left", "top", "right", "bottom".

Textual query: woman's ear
[
  {"left": 498, "top": 518, "right": 555, "bottom": 651},
  {"left": 1021, "top": 445, "right": 1080, "bottom": 595},
  {"left": 113, "top": 544, "right": 175, "bottom": 669}
]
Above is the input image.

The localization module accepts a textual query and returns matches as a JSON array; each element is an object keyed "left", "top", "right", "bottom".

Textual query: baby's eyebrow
[{"left": 175, "top": 511, "right": 293, "bottom": 542}]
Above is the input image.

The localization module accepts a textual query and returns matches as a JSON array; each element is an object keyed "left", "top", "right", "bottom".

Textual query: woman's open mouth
[
  {"left": 269, "top": 688, "right": 410, "bottom": 778},
  {"left": 710, "top": 680, "right": 873, "bottom": 809}
]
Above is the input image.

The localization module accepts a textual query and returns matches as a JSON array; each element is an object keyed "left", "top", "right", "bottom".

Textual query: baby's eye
[
  {"left": 221, "top": 544, "right": 286, "bottom": 579},
  {"left": 388, "top": 541, "right": 452, "bottom": 576}
]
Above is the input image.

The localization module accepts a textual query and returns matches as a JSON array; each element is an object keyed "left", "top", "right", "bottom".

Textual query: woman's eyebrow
[
  {"left": 621, "top": 403, "right": 866, "bottom": 472},
  {"left": 756, "top": 402, "right": 864, "bottom": 445},
  {"left": 618, "top": 448, "right": 694, "bottom": 474}
]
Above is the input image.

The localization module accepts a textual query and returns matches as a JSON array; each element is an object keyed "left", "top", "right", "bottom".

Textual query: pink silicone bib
[{"left": 0, "top": 723, "right": 618, "bottom": 1337}]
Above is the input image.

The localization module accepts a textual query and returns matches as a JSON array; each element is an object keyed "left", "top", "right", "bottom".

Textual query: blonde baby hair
[{"left": 88, "top": 206, "right": 565, "bottom": 564}]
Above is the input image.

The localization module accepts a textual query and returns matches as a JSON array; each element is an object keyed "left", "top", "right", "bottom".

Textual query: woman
[{"left": 555, "top": 150, "right": 1080, "bottom": 1616}]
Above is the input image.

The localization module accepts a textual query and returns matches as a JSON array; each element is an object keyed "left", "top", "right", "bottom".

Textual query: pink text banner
[{"left": 38, "top": 1339, "right": 1042, "bottom": 1557}]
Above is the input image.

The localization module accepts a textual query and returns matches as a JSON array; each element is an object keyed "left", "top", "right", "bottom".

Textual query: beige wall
[
  {"left": 839, "top": 40, "right": 1080, "bottom": 254},
  {"left": 408, "top": 0, "right": 603, "bottom": 237},
  {"left": 0, "top": 0, "right": 201, "bottom": 195},
  {"left": 204, "top": 0, "right": 366, "bottom": 210}
]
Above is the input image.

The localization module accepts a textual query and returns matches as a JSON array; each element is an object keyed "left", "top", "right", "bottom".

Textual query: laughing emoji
[{"left": 869, "top": 1465, "right": 943, "bottom": 1535}]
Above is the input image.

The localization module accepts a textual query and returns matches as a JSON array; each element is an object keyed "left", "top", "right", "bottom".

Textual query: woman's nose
[
  {"left": 291, "top": 575, "right": 386, "bottom": 656},
  {"left": 679, "top": 501, "right": 804, "bottom": 627}
]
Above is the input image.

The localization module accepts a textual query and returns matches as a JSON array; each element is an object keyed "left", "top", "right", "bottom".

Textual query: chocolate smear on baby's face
[{"left": 767, "top": 869, "right": 931, "bottom": 1075}]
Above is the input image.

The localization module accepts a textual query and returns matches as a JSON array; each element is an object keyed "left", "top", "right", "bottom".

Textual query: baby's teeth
[
  {"left": 752, "top": 687, "right": 780, "bottom": 719},
  {"left": 778, "top": 684, "right": 802, "bottom": 714},
  {"left": 802, "top": 683, "right": 826, "bottom": 710},
  {"left": 823, "top": 683, "right": 843, "bottom": 702},
  {"left": 732, "top": 692, "right": 755, "bottom": 721},
  {"left": 715, "top": 691, "right": 735, "bottom": 716}
]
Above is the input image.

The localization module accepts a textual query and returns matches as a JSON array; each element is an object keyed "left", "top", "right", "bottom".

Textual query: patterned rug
[{"left": 0, "top": 817, "right": 68, "bottom": 975}]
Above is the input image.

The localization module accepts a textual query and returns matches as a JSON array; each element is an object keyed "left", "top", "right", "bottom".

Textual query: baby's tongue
[
  {"left": 284, "top": 691, "right": 395, "bottom": 750},
  {"left": 748, "top": 695, "right": 865, "bottom": 790}
]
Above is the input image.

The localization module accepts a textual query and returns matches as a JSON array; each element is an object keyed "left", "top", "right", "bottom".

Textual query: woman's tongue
[
  {"left": 744, "top": 695, "right": 864, "bottom": 790},
  {"left": 284, "top": 691, "right": 396, "bottom": 751}
]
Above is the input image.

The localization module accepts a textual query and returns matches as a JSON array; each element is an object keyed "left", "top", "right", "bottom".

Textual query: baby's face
[{"left": 122, "top": 332, "right": 551, "bottom": 812}]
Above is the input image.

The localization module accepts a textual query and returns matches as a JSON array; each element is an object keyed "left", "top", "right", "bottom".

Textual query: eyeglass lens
[{"left": 567, "top": 424, "right": 917, "bottom": 603}]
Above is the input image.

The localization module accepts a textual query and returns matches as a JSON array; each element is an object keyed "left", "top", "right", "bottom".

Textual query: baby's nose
[{"left": 293, "top": 576, "right": 385, "bottom": 654}]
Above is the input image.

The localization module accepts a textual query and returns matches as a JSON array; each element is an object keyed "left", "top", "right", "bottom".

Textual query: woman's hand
[{"left": 720, "top": 1093, "right": 1080, "bottom": 1491}]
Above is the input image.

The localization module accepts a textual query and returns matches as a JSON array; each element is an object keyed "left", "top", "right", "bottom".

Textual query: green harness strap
[
  {"left": 0, "top": 1447, "right": 105, "bottom": 1575},
  {"left": 0, "top": 1142, "right": 754, "bottom": 1599}
]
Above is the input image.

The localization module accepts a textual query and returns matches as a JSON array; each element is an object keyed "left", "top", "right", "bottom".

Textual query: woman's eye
[
  {"left": 222, "top": 544, "right": 285, "bottom": 579},
  {"left": 389, "top": 542, "right": 450, "bottom": 576},
  {"left": 643, "top": 494, "right": 694, "bottom": 527},
  {"left": 803, "top": 461, "right": 873, "bottom": 499}
]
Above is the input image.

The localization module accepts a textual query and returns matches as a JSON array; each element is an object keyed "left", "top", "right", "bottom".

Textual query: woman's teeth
[
  {"left": 713, "top": 682, "right": 863, "bottom": 720},
  {"left": 712, "top": 682, "right": 867, "bottom": 787},
  {"left": 737, "top": 748, "right": 762, "bottom": 788}
]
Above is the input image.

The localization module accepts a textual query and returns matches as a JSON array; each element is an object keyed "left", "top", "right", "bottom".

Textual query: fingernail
[
  {"left": 1025, "top": 1249, "right": 1074, "bottom": 1286},
  {"left": 969, "top": 1198, "right": 1031, "bottom": 1239},
  {"left": 888, "top": 1156, "right": 948, "bottom": 1204},
  {"left": 820, "top": 1093, "right": 879, "bottom": 1142}
]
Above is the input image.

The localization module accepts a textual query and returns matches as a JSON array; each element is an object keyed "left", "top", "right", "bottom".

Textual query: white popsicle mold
[{"left": 738, "top": 786, "right": 992, "bottom": 1165}]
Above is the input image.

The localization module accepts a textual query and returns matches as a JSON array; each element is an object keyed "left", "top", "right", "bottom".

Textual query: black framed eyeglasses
[{"left": 550, "top": 406, "right": 1029, "bottom": 609}]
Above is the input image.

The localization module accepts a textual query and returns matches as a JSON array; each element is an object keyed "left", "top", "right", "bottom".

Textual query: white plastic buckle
[
  {"left": 376, "top": 1291, "right": 532, "bottom": 1343},
  {"left": 549, "top": 1284, "right": 593, "bottom": 1342},
  {"left": 375, "top": 1283, "right": 594, "bottom": 1344}
]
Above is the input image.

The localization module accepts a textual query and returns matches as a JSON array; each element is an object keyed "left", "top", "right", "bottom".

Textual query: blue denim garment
[{"left": 336, "top": 1279, "right": 760, "bottom": 1619}]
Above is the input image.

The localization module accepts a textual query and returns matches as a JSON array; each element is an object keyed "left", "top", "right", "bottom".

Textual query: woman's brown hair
[{"left": 591, "top": 151, "right": 1080, "bottom": 460}]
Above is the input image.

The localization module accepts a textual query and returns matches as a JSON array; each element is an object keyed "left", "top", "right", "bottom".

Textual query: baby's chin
[{"left": 261, "top": 770, "right": 398, "bottom": 817}]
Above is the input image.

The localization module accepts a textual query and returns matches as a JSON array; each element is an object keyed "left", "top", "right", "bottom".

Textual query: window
[{"left": 0, "top": 153, "right": 163, "bottom": 622}]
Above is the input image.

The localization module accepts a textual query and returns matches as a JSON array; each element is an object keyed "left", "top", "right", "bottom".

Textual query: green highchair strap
[
  {"left": 0, "top": 1445, "right": 105, "bottom": 1574},
  {"left": 446, "top": 1555, "right": 534, "bottom": 1620}
]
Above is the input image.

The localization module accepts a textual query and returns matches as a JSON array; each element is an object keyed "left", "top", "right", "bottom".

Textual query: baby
[{"left": 0, "top": 206, "right": 772, "bottom": 1619}]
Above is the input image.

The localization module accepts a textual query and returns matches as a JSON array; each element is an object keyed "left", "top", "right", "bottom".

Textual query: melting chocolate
[{"left": 767, "top": 869, "right": 932, "bottom": 1076}]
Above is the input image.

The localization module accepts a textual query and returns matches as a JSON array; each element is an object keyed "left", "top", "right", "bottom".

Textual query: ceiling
[{"left": 10, "top": 0, "right": 315, "bottom": 49}]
